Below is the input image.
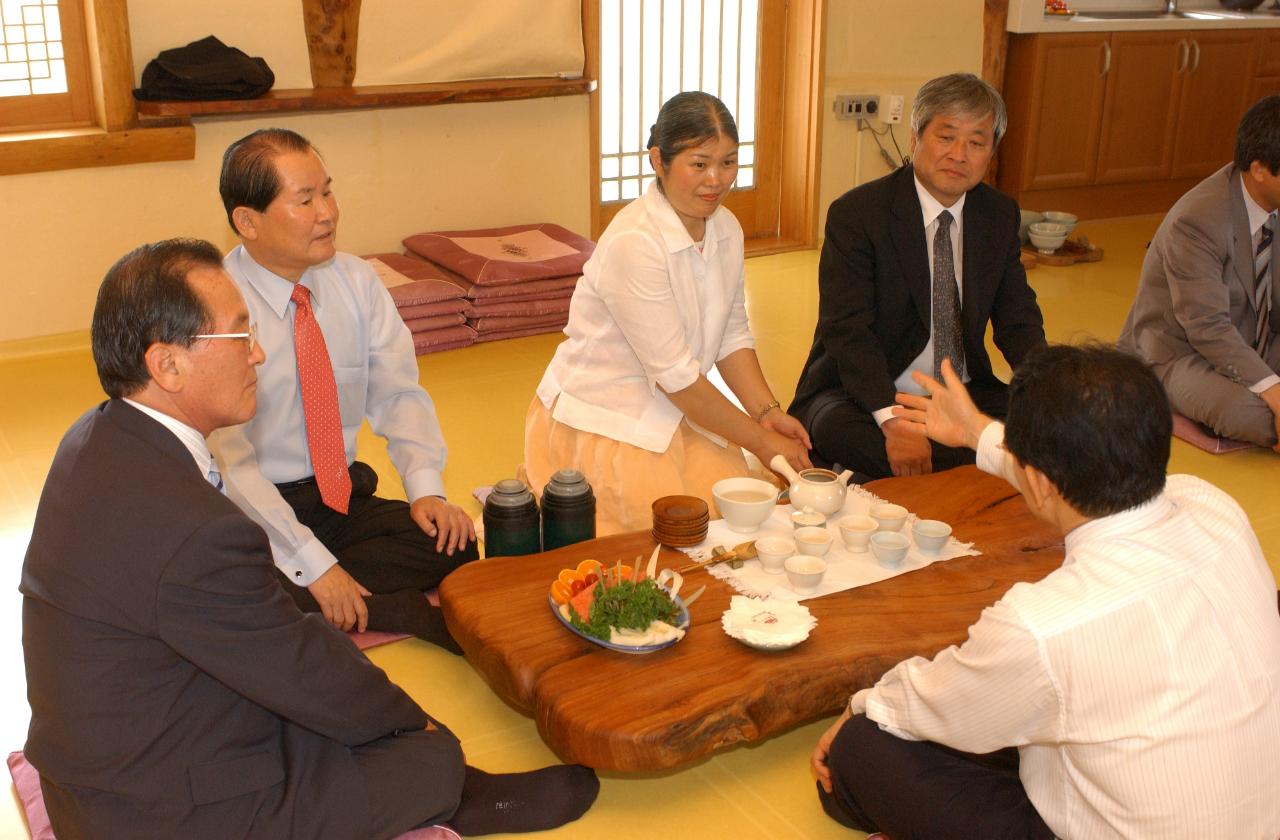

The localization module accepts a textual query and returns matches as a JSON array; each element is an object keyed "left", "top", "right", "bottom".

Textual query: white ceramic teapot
[{"left": 769, "top": 454, "right": 854, "bottom": 517}]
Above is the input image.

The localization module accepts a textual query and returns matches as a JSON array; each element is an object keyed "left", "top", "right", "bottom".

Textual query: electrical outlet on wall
[
  {"left": 885, "top": 95, "right": 905, "bottom": 125},
  {"left": 834, "top": 94, "right": 880, "bottom": 121}
]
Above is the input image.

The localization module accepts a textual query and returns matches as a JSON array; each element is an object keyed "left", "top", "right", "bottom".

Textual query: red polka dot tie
[{"left": 291, "top": 284, "right": 351, "bottom": 514}]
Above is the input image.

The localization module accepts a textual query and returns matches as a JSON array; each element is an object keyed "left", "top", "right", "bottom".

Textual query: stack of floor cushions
[
  {"left": 401, "top": 222, "right": 594, "bottom": 343},
  {"left": 363, "top": 253, "right": 477, "bottom": 354}
]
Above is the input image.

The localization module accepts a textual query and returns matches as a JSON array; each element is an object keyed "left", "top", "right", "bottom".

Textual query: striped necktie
[
  {"left": 208, "top": 463, "right": 225, "bottom": 494},
  {"left": 1255, "top": 213, "right": 1275, "bottom": 359},
  {"left": 933, "top": 210, "right": 965, "bottom": 380}
]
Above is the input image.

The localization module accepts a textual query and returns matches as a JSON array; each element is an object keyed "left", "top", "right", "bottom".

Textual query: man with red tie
[{"left": 212, "top": 128, "right": 477, "bottom": 651}]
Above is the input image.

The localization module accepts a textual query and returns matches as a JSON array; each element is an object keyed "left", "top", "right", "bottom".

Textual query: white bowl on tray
[{"left": 1028, "top": 222, "right": 1068, "bottom": 254}]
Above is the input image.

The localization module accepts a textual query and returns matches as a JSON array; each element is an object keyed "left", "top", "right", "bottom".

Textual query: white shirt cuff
[
  {"left": 871, "top": 406, "right": 897, "bottom": 428},
  {"left": 975, "top": 421, "right": 1007, "bottom": 476},
  {"left": 848, "top": 687, "right": 873, "bottom": 715},
  {"left": 1250, "top": 373, "right": 1280, "bottom": 394},
  {"left": 278, "top": 535, "right": 339, "bottom": 587},
  {"left": 405, "top": 470, "right": 447, "bottom": 503}
]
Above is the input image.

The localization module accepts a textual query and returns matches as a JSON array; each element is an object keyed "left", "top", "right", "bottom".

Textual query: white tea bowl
[
  {"left": 838, "top": 515, "right": 878, "bottom": 552},
  {"left": 712, "top": 477, "right": 778, "bottom": 533},
  {"left": 870, "top": 503, "right": 908, "bottom": 532},
  {"left": 870, "top": 531, "right": 911, "bottom": 569},
  {"left": 784, "top": 555, "right": 827, "bottom": 595},
  {"left": 793, "top": 526, "right": 833, "bottom": 557},
  {"left": 755, "top": 536, "right": 795, "bottom": 574},
  {"left": 912, "top": 519, "right": 952, "bottom": 554}
]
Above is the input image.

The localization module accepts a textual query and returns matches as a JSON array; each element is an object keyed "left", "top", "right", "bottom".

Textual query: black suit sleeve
[
  {"left": 155, "top": 513, "right": 428, "bottom": 745},
  {"left": 817, "top": 198, "right": 901, "bottom": 415}
]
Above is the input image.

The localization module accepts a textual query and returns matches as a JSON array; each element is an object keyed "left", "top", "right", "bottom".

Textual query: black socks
[
  {"left": 367, "top": 589, "right": 463, "bottom": 655},
  {"left": 448, "top": 764, "right": 599, "bottom": 836}
]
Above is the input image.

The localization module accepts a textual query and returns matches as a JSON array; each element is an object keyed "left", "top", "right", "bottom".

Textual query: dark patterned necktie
[
  {"left": 933, "top": 210, "right": 965, "bottom": 380},
  {"left": 1255, "top": 213, "right": 1275, "bottom": 359}
]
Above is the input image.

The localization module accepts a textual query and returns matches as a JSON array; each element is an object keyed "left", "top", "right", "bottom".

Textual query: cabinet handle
[
  {"left": 1177, "top": 40, "right": 1189, "bottom": 73},
  {"left": 1190, "top": 40, "right": 1201, "bottom": 74},
  {"left": 1101, "top": 41, "right": 1111, "bottom": 76}
]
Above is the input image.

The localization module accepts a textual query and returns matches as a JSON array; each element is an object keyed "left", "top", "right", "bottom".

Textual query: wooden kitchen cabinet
[
  {"left": 1000, "top": 33, "right": 1108, "bottom": 191},
  {"left": 1094, "top": 32, "right": 1184, "bottom": 184},
  {"left": 1172, "top": 30, "right": 1257, "bottom": 179},
  {"left": 1000, "top": 28, "right": 1272, "bottom": 218}
]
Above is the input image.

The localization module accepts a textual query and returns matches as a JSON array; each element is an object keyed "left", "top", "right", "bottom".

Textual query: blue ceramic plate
[{"left": 548, "top": 591, "right": 691, "bottom": 655}]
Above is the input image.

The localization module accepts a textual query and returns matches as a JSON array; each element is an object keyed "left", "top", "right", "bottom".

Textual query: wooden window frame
[
  {"left": 583, "top": 0, "right": 824, "bottom": 253},
  {"left": 0, "top": 0, "right": 194, "bottom": 176},
  {"left": 0, "top": 0, "right": 94, "bottom": 131}
]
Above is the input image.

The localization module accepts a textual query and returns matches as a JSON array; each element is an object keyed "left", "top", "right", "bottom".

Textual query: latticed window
[
  {"left": 598, "top": 0, "right": 761, "bottom": 203},
  {"left": 0, "top": 0, "right": 91, "bottom": 131}
]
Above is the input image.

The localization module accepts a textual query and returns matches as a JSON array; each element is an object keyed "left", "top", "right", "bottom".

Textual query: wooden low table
[{"left": 440, "top": 466, "right": 1064, "bottom": 771}]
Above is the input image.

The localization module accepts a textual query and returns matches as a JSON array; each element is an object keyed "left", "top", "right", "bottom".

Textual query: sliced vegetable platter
[{"left": 547, "top": 550, "right": 691, "bottom": 654}]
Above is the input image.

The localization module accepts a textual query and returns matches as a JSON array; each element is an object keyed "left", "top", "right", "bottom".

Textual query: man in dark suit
[
  {"left": 20, "top": 239, "right": 597, "bottom": 839},
  {"left": 1119, "top": 94, "right": 1280, "bottom": 450},
  {"left": 790, "top": 73, "right": 1045, "bottom": 480}
]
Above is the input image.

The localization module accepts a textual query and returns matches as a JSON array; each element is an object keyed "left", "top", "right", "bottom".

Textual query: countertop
[{"left": 1008, "top": 0, "right": 1280, "bottom": 33}]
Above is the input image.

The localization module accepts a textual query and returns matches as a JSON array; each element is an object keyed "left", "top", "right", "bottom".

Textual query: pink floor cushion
[
  {"left": 7, "top": 751, "right": 53, "bottom": 840},
  {"left": 404, "top": 313, "right": 468, "bottom": 333},
  {"left": 463, "top": 296, "right": 571, "bottom": 320},
  {"left": 7, "top": 751, "right": 458, "bottom": 840},
  {"left": 461, "top": 274, "right": 581, "bottom": 302},
  {"left": 403, "top": 224, "right": 595, "bottom": 286},
  {"left": 1171, "top": 411, "right": 1257, "bottom": 454},
  {"left": 412, "top": 324, "right": 479, "bottom": 355},
  {"left": 346, "top": 630, "right": 412, "bottom": 650},
  {"left": 470, "top": 313, "right": 570, "bottom": 334},
  {"left": 397, "top": 300, "right": 468, "bottom": 320},
  {"left": 364, "top": 254, "right": 468, "bottom": 307},
  {"left": 475, "top": 321, "right": 570, "bottom": 343}
]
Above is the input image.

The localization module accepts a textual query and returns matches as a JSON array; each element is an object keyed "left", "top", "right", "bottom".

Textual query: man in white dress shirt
[
  {"left": 812, "top": 345, "right": 1280, "bottom": 839},
  {"left": 210, "top": 128, "right": 476, "bottom": 651}
]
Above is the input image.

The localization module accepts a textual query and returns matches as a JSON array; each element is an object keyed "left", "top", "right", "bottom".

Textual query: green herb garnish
[{"left": 568, "top": 578, "right": 680, "bottom": 642}]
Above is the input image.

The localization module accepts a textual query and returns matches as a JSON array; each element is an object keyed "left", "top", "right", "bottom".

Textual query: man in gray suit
[
  {"left": 21, "top": 239, "right": 597, "bottom": 839},
  {"left": 1119, "top": 94, "right": 1280, "bottom": 450}
]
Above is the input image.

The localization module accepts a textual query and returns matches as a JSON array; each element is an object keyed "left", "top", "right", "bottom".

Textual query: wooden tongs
[{"left": 678, "top": 540, "right": 757, "bottom": 573}]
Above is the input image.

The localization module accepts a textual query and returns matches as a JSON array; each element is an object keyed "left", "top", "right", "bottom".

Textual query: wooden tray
[{"left": 1022, "top": 236, "right": 1103, "bottom": 266}]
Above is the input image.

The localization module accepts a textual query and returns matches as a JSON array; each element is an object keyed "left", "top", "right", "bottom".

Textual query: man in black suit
[
  {"left": 20, "top": 239, "right": 597, "bottom": 839},
  {"left": 790, "top": 73, "right": 1045, "bottom": 480}
]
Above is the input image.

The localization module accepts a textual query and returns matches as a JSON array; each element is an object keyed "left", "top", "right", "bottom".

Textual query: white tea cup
[
  {"left": 755, "top": 536, "right": 795, "bottom": 575},
  {"left": 838, "top": 515, "right": 878, "bottom": 552}
]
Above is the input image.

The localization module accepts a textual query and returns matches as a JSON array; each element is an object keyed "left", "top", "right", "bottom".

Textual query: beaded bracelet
[{"left": 755, "top": 399, "right": 781, "bottom": 422}]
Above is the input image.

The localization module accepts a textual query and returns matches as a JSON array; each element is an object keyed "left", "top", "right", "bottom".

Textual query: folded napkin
[{"left": 687, "top": 485, "right": 979, "bottom": 602}]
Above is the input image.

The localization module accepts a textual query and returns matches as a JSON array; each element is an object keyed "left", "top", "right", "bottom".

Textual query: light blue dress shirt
[{"left": 211, "top": 246, "right": 449, "bottom": 585}]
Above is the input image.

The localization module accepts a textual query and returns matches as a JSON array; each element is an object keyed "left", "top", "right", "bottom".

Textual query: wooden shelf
[{"left": 135, "top": 77, "right": 595, "bottom": 119}]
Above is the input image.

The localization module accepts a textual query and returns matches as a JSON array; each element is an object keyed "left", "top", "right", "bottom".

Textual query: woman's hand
[
  {"left": 754, "top": 427, "right": 812, "bottom": 473},
  {"left": 760, "top": 408, "right": 812, "bottom": 451}
]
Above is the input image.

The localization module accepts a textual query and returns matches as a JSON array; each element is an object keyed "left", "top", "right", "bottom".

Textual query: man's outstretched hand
[{"left": 893, "top": 359, "right": 991, "bottom": 452}]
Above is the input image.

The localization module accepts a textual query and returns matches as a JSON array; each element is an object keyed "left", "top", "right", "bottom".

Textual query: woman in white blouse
[{"left": 524, "top": 92, "right": 812, "bottom": 534}]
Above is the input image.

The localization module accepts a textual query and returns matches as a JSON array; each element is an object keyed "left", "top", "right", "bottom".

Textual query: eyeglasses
[{"left": 192, "top": 323, "right": 258, "bottom": 353}]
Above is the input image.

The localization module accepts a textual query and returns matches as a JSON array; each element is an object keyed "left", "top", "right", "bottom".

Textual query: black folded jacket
[{"left": 133, "top": 35, "right": 274, "bottom": 101}]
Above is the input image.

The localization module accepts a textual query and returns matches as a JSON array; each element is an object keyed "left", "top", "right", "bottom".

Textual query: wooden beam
[
  {"left": 0, "top": 126, "right": 195, "bottom": 176},
  {"left": 135, "top": 77, "right": 595, "bottom": 120}
]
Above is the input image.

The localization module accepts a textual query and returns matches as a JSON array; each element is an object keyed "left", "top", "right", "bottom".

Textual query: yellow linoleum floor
[{"left": 1, "top": 214, "right": 1277, "bottom": 839}]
